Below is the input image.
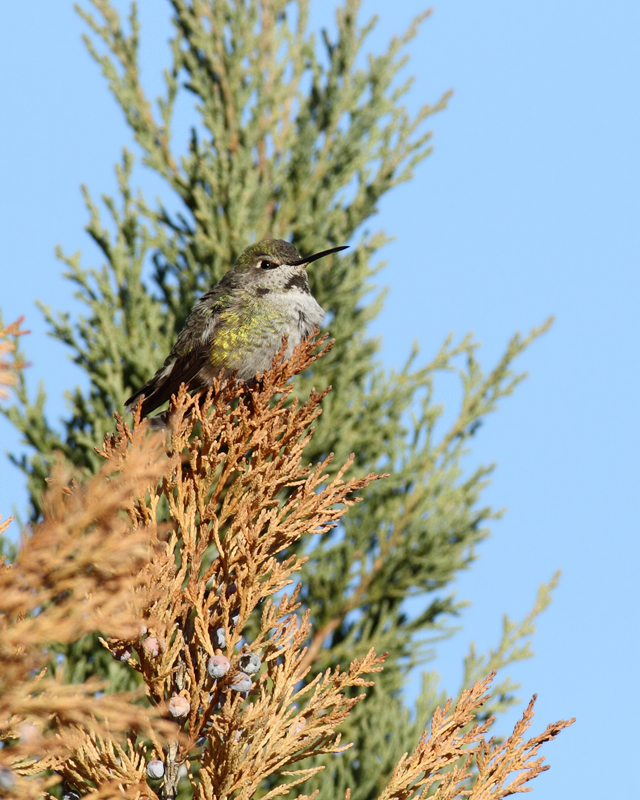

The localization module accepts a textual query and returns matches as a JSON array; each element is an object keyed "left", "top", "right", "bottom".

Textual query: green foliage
[{"left": 1, "top": 2, "right": 555, "bottom": 799}]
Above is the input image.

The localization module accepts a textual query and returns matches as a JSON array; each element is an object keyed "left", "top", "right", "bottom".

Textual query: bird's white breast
[{"left": 273, "top": 290, "right": 324, "bottom": 353}]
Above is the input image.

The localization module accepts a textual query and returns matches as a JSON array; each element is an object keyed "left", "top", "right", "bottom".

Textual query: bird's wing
[
  {"left": 125, "top": 287, "right": 229, "bottom": 417},
  {"left": 125, "top": 347, "right": 209, "bottom": 418}
]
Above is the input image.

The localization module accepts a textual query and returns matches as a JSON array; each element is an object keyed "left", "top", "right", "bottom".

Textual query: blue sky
[{"left": 1, "top": 2, "right": 638, "bottom": 798}]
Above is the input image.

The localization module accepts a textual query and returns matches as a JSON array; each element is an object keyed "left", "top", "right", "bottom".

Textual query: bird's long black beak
[{"left": 292, "top": 245, "right": 349, "bottom": 267}]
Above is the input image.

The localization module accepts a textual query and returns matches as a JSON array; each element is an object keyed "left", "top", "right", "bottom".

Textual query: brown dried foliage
[
  {"left": 377, "top": 674, "right": 573, "bottom": 800},
  {"left": 0, "top": 335, "right": 573, "bottom": 800},
  {"left": 0, "top": 432, "right": 176, "bottom": 799},
  {"left": 0, "top": 316, "right": 28, "bottom": 399}
]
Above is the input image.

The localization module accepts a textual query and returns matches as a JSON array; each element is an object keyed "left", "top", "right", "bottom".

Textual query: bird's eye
[{"left": 258, "top": 260, "right": 278, "bottom": 270}]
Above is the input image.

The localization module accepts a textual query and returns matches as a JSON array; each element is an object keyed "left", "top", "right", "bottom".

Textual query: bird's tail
[{"left": 124, "top": 362, "right": 177, "bottom": 418}]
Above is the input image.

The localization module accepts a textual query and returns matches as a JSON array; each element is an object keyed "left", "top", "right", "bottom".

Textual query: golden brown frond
[
  {"left": 0, "top": 427, "right": 169, "bottom": 659},
  {"left": 377, "top": 673, "right": 574, "bottom": 800},
  {"left": 0, "top": 316, "right": 28, "bottom": 399},
  {"left": 91, "top": 335, "right": 385, "bottom": 798},
  {"left": 469, "top": 696, "right": 574, "bottom": 799},
  {"left": 0, "top": 426, "right": 175, "bottom": 798}
]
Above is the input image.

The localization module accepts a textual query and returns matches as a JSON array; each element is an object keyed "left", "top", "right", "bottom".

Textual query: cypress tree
[{"left": 2, "top": 2, "right": 555, "bottom": 797}]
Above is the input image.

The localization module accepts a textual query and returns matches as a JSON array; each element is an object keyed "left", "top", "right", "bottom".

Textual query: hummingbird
[{"left": 125, "top": 239, "right": 347, "bottom": 420}]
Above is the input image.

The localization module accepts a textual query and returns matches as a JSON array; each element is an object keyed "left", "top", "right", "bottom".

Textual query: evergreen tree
[{"left": 2, "top": 2, "right": 555, "bottom": 798}]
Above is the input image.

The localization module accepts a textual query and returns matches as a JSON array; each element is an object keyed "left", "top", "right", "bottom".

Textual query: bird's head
[{"left": 233, "top": 239, "right": 348, "bottom": 292}]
